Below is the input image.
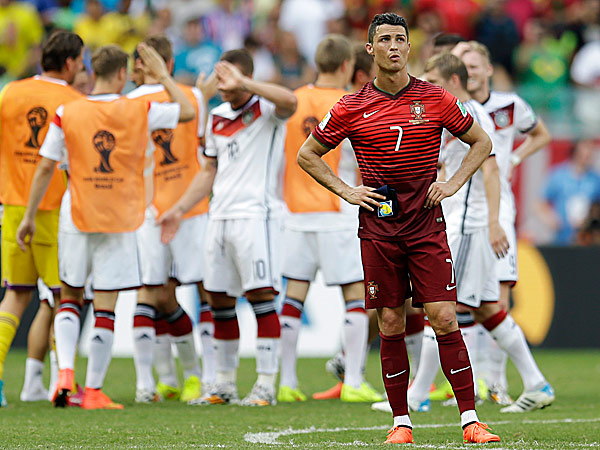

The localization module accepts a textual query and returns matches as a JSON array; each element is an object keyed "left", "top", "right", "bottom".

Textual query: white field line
[{"left": 243, "top": 417, "right": 600, "bottom": 446}]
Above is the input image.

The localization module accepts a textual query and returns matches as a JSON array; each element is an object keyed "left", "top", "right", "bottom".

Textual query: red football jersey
[{"left": 312, "top": 76, "right": 474, "bottom": 241}]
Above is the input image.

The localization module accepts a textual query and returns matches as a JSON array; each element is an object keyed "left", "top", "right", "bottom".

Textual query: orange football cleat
[
  {"left": 52, "top": 368, "right": 74, "bottom": 408},
  {"left": 312, "top": 382, "right": 343, "bottom": 400},
  {"left": 384, "top": 426, "right": 414, "bottom": 444},
  {"left": 463, "top": 422, "right": 501, "bottom": 443},
  {"left": 81, "top": 388, "right": 124, "bottom": 410}
]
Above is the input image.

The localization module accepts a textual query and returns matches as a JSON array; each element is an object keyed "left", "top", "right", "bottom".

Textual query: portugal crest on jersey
[{"left": 409, "top": 101, "right": 429, "bottom": 124}]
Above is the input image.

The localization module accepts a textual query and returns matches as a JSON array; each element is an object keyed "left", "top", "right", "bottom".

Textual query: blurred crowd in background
[{"left": 1, "top": 0, "right": 599, "bottom": 245}]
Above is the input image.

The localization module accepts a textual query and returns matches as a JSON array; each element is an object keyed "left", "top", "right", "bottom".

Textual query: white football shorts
[
  {"left": 447, "top": 227, "right": 499, "bottom": 308},
  {"left": 137, "top": 208, "right": 207, "bottom": 285},
  {"left": 203, "top": 218, "right": 282, "bottom": 297},
  {"left": 282, "top": 228, "right": 363, "bottom": 285},
  {"left": 495, "top": 219, "right": 518, "bottom": 284}
]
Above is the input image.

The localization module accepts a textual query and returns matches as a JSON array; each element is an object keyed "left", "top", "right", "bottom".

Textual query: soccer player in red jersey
[{"left": 298, "top": 13, "right": 500, "bottom": 445}]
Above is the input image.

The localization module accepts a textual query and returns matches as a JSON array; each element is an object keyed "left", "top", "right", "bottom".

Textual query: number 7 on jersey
[{"left": 390, "top": 126, "right": 403, "bottom": 152}]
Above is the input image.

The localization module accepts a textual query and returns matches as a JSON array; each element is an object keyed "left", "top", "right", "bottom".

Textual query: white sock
[
  {"left": 407, "top": 325, "right": 439, "bottom": 404},
  {"left": 198, "top": 319, "right": 216, "bottom": 385},
  {"left": 459, "top": 326, "right": 479, "bottom": 396},
  {"left": 215, "top": 338, "right": 239, "bottom": 384},
  {"left": 23, "top": 357, "right": 45, "bottom": 392},
  {"left": 173, "top": 333, "right": 202, "bottom": 379},
  {"left": 85, "top": 327, "right": 114, "bottom": 389},
  {"left": 54, "top": 310, "right": 80, "bottom": 371},
  {"left": 474, "top": 324, "right": 493, "bottom": 385},
  {"left": 279, "top": 315, "right": 301, "bottom": 388},
  {"left": 488, "top": 314, "right": 546, "bottom": 391},
  {"left": 154, "top": 334, "right": 178, "bottom": 387},
  {"left": 255, "top": 337, "right": 279, "bottom": 376},
  {"left": 393, "top": 415, "right": 413, "bottom": 428},
  {"left": 405, "top": 330, "right": 424, "bottom": 376},
  {"left": 343, "top": 308, "right": 368, "bottom": 389},
  {"left": 461, "top": 409, "right": 479, "bottom": 428},
  {"left": 488, "top": 340, "right": 508, "bottom": 389},
  {"left": 133, "top": 326, "right": 156, "bottom": 391},
  {"left": 48, "top": 350, "right": 58, "bottom": 399},
  {"left": 257, "top": 373, "right": 276, "bottom": 389}
]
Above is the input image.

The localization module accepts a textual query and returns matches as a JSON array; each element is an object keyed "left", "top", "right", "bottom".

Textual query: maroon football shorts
[{"left": 361, "top": 230, "right": 457, "bottom": 309}]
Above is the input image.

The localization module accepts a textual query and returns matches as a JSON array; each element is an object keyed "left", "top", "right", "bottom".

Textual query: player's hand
[
  {"left": 424, "top": 181, "right": 457, "bottom": 209},
  {"left": 157, "top": 207, "right": 183, "bottom": 244},
  {"left": 137, "top": 43, "right": 170, "bottom": 82},
  {"left": 16, "top": 218, "right": 35, "bottom": 252},
  {"left": 196, "top": 72, "right": 218, "bottom": 100},
  {"left": 451, "top": 42, "right": 472, "bottom": 58},
  {"left": 341, "top": 185, "right": 385, "bottom": 212},
  {"left": 214, "top": 61, "right": 245, "bottom": 92},
  {"left": 489, "top": 221, "right": 509, "bottom": 258}
]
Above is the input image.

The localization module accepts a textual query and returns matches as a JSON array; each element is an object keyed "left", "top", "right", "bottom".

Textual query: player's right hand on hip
[{"left": 343, "top": 185, "right": 385, "bottom": 212}]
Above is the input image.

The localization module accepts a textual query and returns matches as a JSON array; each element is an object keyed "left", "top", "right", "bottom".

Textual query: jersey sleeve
[
  {"left": 439, "top": 90, "right": 474, "bottom": 137},
  {"left": 191, "top": 87, "right": 206, "bottom": 138},
  {"left": 39, "top": 106, "right": 66, "bottom": 162},
  {"left": 513, "top": 95, "right": 538, "bottom": 134},
  {"left": 203, "top": 112, "right": 217, "bottom": 158},
  {"left": 311, "top": 98, "right": 350, "bottom": 149},
  {"left": 147, "top": 102, "right": 180, "bottom": 131}
]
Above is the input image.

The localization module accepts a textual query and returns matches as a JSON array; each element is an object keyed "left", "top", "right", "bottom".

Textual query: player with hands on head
[{"left": 298, "top": 12, "right": 499, "bottom": 445}]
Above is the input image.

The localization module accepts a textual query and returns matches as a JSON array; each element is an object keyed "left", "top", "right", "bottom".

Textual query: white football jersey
[
  {"left": 205, "top": 96, "right": 287, "bottom": 219},
  {"left": 441, "top": 99, "right": 496, "bottom": 235},
  {"left": 483, "top": 91, "right": 537, "bottom": 224}
]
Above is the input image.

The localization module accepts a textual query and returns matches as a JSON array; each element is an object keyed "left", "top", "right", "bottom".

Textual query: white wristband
[{"left": 510, "top": 154, "right": 522, "bottom": 167}]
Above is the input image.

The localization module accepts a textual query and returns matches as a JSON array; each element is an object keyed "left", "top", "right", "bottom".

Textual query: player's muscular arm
[
  {"left": 482, "top": 156, "right": 509, "bottom": 258},
  {"left": 425, "top": 122, "right": 492, "bottom": 208},
  {"left": 137, "top": 43, "right": 195, "bottom": 123},
  {"left": 298, "top": 136, "right": 385, "bottom": 211},
  {"left": 15, "top": 156, "right": 57, "bottom": 250},
  {"left": 157, "top": 157, "right": 217, "bottom": 244},
  {"left": 508, "top": 119, "right": 551, "bottom": 179},
  {"left": 215, "top": 61, "right": 297, "bottom": 118}
]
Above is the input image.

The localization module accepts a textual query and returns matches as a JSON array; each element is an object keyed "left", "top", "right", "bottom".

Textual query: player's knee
[
  {"left": 427, "top": 308, "right": 458, "bottom": 335},
  {"left": 377, "top": 308, "right": 405, "bottom": 336}
]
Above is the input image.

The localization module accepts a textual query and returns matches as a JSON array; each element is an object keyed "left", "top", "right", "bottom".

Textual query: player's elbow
[
  {"left": 178, "top": 104, "right": 196, "bottom": 123},
  {"left": 277, "top": 94, "right": 298, "bottom": 119},
  {"left": 481, "top": 132, "right": 492, "bottom": 156}
]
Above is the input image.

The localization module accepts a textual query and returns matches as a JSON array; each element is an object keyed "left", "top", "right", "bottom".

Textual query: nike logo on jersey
[
  {"left": 446, "top": 284, "right": 457, "bottom": 291},
  {"left": 363, "top": 110, "right": 379, "bottom": 118},
  {"left": 385, "top": 370, "right": 406, "bottom": 379},
  {"left": 450, "top": 366, "right": 470, "bottom": 375}
]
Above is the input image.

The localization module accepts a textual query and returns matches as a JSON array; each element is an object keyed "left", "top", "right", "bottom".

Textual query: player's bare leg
[
  {"left": 52, "top": 284, "right": 84, "bottom": 407},
  {"left": 133, "top": 286, "right": 160, "bottom": 403},
  {"left": 471, "top": 302, "right": 554, "bottom": 412},
  {"left": 196, "top": 282, "right": 216, "bottom": 395},
  {"left": 20, "top": 299, "right": 52, "bottom": 401},
  {"left": 0, "top": 289, "right": 33, "bottom": 407},
  {"left": 81, "top": 290, "right": 123, "bottom": 410},
  {"left": 47, "top": 295, "right": 59, "bottom": 401},
  {"left": 242, "top": 289, "right": 280, "bottom": 406},
  {"left": 278, "top": 279, "right": 309, "bottom": 401}
]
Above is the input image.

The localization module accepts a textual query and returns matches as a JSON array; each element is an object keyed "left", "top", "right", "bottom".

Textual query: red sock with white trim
[
  {"left": 167, "top": 305, "right": 201, "bottom": 379},
  {"left": 380, "top": 332, "right": 411, "bottom": 419}
]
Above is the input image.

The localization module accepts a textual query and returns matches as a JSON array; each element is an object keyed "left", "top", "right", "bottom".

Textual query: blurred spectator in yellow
[
  {"left": 0, "top": 0, "right": 43, "bottom": 78},
  {"left": 537, "top": 139, "right": 600, "bottom": 245},
  {"left": 73, "top": 0, "right": 117, "bottom": 50},
  {"left": 105, "top": 0, "right": 150, "bottom": 53},
  {"left": 272, "top": 30, "right": 315, "bottom": 90}
]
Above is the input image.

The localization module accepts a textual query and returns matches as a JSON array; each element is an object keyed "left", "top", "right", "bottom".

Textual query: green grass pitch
[{"left": 0, "top": 349, "right": 599, "bottom": 449}]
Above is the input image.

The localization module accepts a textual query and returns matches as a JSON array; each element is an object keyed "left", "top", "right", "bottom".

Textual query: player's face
[
  {"left": 423, "top": 67, "right": 450, "bottom": 91},
  {"left": 367, "top": 24, "right": 410, "bottom": 73},
  {"left": 66, "top": 50, "right": 85, "bottom": 85},
  {"left": 461, "top": 50, "right": 491, "bottom": 94}
]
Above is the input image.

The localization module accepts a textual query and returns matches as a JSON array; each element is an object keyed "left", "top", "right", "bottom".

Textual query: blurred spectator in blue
[
  {"left": 69, "top": 0, "right": 118, "bottom": 14},
  {"left": 272, "top": 30, "right": 315, "bottom": 90},
  {"left": 475, "top": 0, "right": 519, "bottom": 74},
  {"left": 278, "top": 0, "right": 344, "bottom": 66},
  {"left": 204, "top": 0, "right": 251, "bottom": 51},
  {"left": 244, "top": 34, "right": 275, "bottom": 82},
  {"left": 537, "top": 139, "right": 600, "bottom": 245},
  {"left": 0, "top": 0, "right": 44, "bottom": 78},
  {"left": 173, "top": 17, "right": 221, "bottom": 87}
]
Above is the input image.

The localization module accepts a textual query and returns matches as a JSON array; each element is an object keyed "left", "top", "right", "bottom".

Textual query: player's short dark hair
[
  {"left": 433, "top": 33, "right": 465, "bottom": 49},
  {"left": 352, "top": 43, "right": 374, "bottom": 84},
  {"left": 143, "top": 35, "right": 172, "bottom": 63},
  {"left": 41, "top": 31, "right": 84, "bottom": 72},
  {"left": 368, "top": 13, "right": 409, "bottom": 44},
  {"left": 424, "top": 53, "right": 468, "bottom": 90},
  {"left": 315, "top": 34, "right": 352, "bottom": 74},
  {"left": 91, "top": 45, "right": 129, "bottom": 79},
  {"left": 220, "top": 49, "right": 254, "bottom": 76}
]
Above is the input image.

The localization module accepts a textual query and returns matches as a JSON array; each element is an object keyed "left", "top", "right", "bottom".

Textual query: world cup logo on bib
[
  {"left": 25, "top": 107, "right": 48, "bottom": 148},
  {"left": 93, "top": 130, "right": 116, "bottom": 173},
  {"left": 152, "top": 129, "right": 178, "bottom": 166}
]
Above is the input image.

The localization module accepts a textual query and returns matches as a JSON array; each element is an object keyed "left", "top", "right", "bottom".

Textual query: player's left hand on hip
[
  {"left": 489, "top": 222, "right": 509, "bottom": 258},
  {"left": 424, "top": 181, "right": 454, "bottom": 209}
]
